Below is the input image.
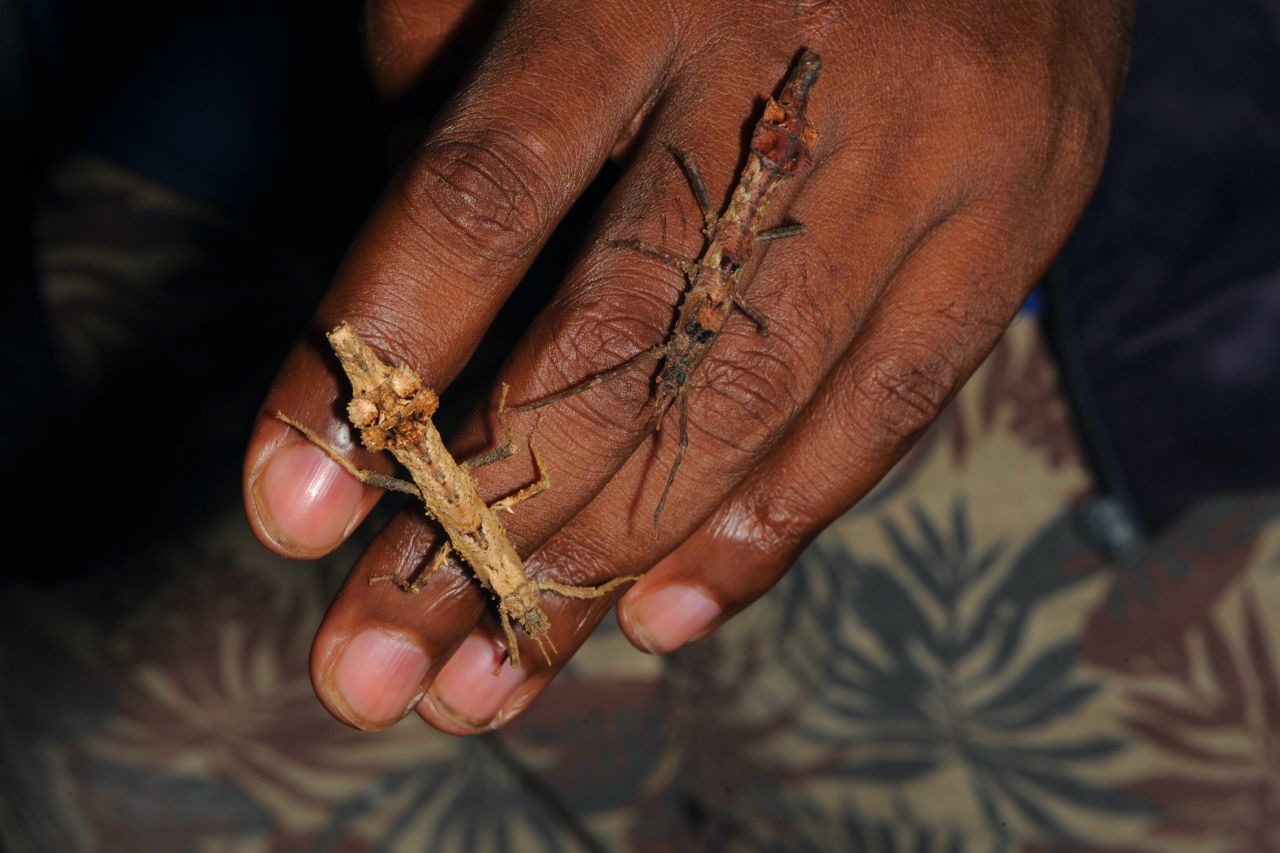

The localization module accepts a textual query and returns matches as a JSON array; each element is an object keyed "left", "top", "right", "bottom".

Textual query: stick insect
[
  {"left": 516, "top": 49, "right": 822, "bottom": 526},
  {"left": 276, "top": 323, "right": 636, "bottom": 668}
]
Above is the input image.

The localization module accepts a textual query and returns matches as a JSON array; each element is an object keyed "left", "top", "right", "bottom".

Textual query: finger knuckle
[
  {"left": 773, "top": 246, "right": 845, "bottom": 363},
  {"left": 695, "top": 263, "right": 837, "bottom": 450},
  {"left": 699, "top": 338, "right": 807, "bottom": 457},
  {"left": 403, "top": 131, "right": 554, "bottom": 266},
  {"left": 850, "top": 341, "right": 960, "bottom": 455},
  {"left": 693, "top": 288, "right": 835, "bottom": 467},
  {"left": 710, "top": 485, "right": 813, "bottom": 563},
  {"left": 535, "top": 287, "right": 670, "bottom": 430}
]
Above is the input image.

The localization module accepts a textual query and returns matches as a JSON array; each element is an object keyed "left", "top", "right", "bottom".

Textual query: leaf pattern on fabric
[
  {"left": 767, "top": 503, "right": 1152, "bottom": 846},
  {"left": 1081, "top": 497, "right": 1280, "bottom": 674},
  {"left": 623, "top": 636, "right": 840, "bottom": 852},
  {"left": 506, "top": 678, "right": 666, "bottom": 814},
  {"left": 316, "top": 735, "right": 585, "bottom": 853},
  {"left": 1121, "top": 589, "right": 1280, "bottom": 851}
]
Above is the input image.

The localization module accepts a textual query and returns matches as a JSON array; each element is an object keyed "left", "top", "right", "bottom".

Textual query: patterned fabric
[{"left": 2, "top": 159, "right": 1278, "bottom": 852}]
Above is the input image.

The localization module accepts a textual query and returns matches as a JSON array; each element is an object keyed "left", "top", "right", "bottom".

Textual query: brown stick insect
[
  {"left": 516, "top": 49, "right": 822, "bottom": 526},
  {"left": 275, "top": 323, "right": 637, "bottom": 668}
]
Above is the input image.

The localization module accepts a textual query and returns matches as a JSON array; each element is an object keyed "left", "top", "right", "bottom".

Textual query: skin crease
[{"left": 242, "top": 0, "right": 1136, "bottom": 733}]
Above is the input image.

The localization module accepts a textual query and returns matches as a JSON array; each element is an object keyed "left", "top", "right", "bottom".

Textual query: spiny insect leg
[
  {"left": 369, "top": 540, "right": 453, "bottom": 593},
  {"left": 513, "top": 344, "right": 665, "bottom": 412},
  {"left": 461, "top": 383, "right": 518, "bottom": 470},
  {"left": 732, "top": 292, "right": 771, "bottom": 336},
  {"left": 490, "top": 415, "right": 551, "bottom": 514},
  {"left": 756, "top": 223, "right": 806, "bottom": 243},
  {"left": 409, "top": 540, "right": 453, "bottom": 593},
  {"left": 597, "top": 238, "right": 696, "bottom": 277},
  {"left": 535, "top": 575, "right": 639, "bottom": 599},
  {"left": 274, "top": 411, "right": 421, "bottom": 497},
  {"left": 663, "top": 142, "right": 717, "bottom": 233},
  {"left": 653, "top": 391, "right": 691, "bottom": 528}
]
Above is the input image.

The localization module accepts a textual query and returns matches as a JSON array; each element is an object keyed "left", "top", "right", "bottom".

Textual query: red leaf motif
[
  {"left": 1123, "top": 587, "right": 1280, "bottom": 846},
  {"left": 1081, "top": 500, "right": 1269, "bottom": 672}
]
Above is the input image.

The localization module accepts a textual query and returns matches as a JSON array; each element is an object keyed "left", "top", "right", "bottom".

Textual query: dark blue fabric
[
  {"left": 83, "top": 2, "right": 294, "bottom": 211},
  {"left": 1048, "top": 0, "right": 1280, "bottom": 532},
  {"left": 21, "top": 0, "right": 371, "bottom": 215}
]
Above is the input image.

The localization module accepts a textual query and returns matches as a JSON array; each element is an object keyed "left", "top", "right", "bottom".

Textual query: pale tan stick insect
[{"left": 275, "top": 323, "right": 637, "bottom": 668}]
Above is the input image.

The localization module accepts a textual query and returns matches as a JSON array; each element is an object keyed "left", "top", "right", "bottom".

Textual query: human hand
[{"left": 243, "top": 0, "right": 1135, "bottom": 733}]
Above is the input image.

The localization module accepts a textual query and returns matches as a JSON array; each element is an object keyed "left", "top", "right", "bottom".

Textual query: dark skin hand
[{"left": 243, "top": 0, "right": 1135, "bottom": 733}]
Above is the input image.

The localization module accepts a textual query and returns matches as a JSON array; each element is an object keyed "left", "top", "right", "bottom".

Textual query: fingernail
[
  {"left": 253, "top": 441, "right": 364, "bottom": 553},
  {"left": 429, "top": 633, "right": 524, "bottom": 729},
  {"left": 628, "top": 584, "right": 721, "bottom": 654},
  {"left": 326, "top": 629, "right": 431, "bottom": 729}
]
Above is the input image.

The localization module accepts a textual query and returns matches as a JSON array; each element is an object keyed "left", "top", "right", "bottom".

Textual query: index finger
[{"left": 243, "top": 0, "right": 679, "bottom": 558}]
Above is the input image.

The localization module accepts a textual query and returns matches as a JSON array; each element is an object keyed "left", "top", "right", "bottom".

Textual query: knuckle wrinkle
[{"left": 407, "top": 134, "right": 553, "bottom": 265}]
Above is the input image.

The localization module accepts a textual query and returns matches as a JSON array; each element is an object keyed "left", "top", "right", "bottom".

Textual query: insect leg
[
  {"left": 462, "top": 383, "right": 519, "bottom": 470},
  {"left": 513, "top": 344, "right": 665, "bottom": 412},
  {"left": 756, "top": 223, "right": 806, "bottom": 243},
  {"left": 653, "top": 390, "right": 690, "bottom": 528},
  {"left": 663, "top": 142, "right": 717, "bottom": 233},
  {"left": 489, "top": 416, "right": 551, "bottom": 514},
  {"left": 731, "top": 292, "right": 771, "bottom": 336},
  {"left": 597, "top": 238, "right": 697, "bottom": 278},
  {"left": 273, "top": 412, "right": 421, "bottom": 497},
  {"left": 535, "top": 575, "right": 640, "bottom": 600},
  {"left": 369, "top": 540, "right": 453, "bottom": 593}
]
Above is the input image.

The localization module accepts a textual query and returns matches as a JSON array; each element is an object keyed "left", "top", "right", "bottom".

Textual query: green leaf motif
[{"left": 773, "top": 500, "right": 1153, "bottom": 843}]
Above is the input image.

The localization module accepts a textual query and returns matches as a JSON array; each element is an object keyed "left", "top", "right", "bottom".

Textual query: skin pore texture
[{"left": 243, "top": 0, "right": 1136, "bottom": 734}]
